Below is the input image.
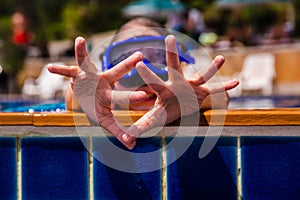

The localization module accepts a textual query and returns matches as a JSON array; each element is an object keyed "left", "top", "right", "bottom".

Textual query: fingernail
[
  {"left": 76, "top": 36, "right": 84, "bottom": 41},
  {"left": 75, "top": 37, "right": 85, "bottom": 45},
  {"left": 122, "top": 133, "right": 129, "bottom": 142},
  {"left": 47, "top": 62, "right": 64, "bottom": 68},
  {"left": 215, "top": 55, "right": 225, "bottom": 64},
  {"left": 134, "top": 51, "right": 143, "bottom": 59},
  {"left": 46, "top": 64, "right": 53, "bottom": 70}
]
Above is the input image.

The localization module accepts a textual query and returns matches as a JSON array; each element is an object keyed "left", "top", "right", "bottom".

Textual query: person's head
[
  {"left": 102, "top": 17, "right": 193, "bottom": 110},
  {"left": 112, "top": 17, "right": 168, "bottom": 42}
]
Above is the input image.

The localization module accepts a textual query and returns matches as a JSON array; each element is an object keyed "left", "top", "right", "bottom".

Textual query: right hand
[{"left": 48, "top": 36, "right": 148, "bottom": 149}]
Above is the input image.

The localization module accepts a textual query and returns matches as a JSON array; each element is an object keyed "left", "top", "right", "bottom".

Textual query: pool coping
[
  {"left": 1, "top": 125, "right": 299, "bottom": 137},
  {"left": 0, "top": 108, "right": 300, "bottom": 126}
]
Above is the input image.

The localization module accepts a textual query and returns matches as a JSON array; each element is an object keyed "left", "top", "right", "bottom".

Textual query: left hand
[{"left": 125, "top": 35, "right": 239, "bottom": 140}]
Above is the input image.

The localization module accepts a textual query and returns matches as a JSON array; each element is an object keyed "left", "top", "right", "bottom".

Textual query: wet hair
[{"left": 111, "top": 17, "right": 169, "bottom": 42}]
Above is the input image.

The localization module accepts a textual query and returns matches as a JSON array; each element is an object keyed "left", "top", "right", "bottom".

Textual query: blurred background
[{"left": 0, "top": 0, "right": 300, "bottom": 109}]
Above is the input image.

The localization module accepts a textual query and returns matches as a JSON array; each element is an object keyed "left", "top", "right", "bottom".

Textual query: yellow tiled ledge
[
  {"left": 0, "top": 108, "right": 300, "bottom": 126},
  {"left": 33, "top": 112, "right": 90, "bottom": 126},
  {"left": 0, "top": 113, "right": 32, "bottom": 125},
  {"left": 204, "top": 108, "right": 300, "bottom": 126}
]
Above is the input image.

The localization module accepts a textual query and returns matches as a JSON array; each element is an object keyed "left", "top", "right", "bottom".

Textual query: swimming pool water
[
  {"left": 0, "top": 99, "right": 66, "bottom": 112},
  {"left": 228, "top": 95, "right": 300, "bottom": 109},
  {"left": 0, "top": 95, "right": 299, "bottom": 112}
]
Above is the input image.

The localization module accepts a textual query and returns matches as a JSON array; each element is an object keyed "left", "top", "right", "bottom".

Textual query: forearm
[{"left": 65, "top": 84, "right": 82, "bottom": 111}]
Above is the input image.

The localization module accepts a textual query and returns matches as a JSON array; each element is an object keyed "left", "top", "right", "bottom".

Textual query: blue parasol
[
  {"left": 122, "top": 0, "right": 186, "bottom": 18},
  {"left": 216, "top": 0, "right": 289, "bottom": 7}
]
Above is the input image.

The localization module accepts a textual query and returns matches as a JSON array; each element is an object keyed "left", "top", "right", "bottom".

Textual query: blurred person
[
  {"left": 48, "top": 17, "right": 239, "bottom": 149},
  {"left": 185, "top": 8, "right": 205, "bottom": 41},
  {"left": 11, "top": 11, "right": 32, "bottom": 55},
  {"left": 171, "top": 8, "right": 205, "bottom": 42},
  {"left": 167, "top": 12, "right": 185, "bottom": 32},
  {"left": 268, "top": 21, "right": 293, "bottom": 44},
  {"left": 169, "top": 8, "right": 206, "bottom": 50},
  {"left": 0, "top": 11, "right": 32, "bottom": 94}
]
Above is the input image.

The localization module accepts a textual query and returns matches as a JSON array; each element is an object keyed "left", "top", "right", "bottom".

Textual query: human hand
[
  {"left": 125, "top": 35, "right": 239, "bottom": 140},
  {"left": 48, "top": 36, "right": 148, "bottom": 149}
]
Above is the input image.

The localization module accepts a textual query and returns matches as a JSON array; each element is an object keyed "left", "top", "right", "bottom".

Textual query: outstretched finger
[
  {"left": 106, "top": 121, "right": 137, "bottom": 150},
  {"left": 103, "top": 51, "right": 143, "bottom": 84},
  {"left": 80, "top": 98, "right": 137, "bottom": 149},
  {"left": 136, "top": 61, "right": 166, "bottom": 93},
  {"left": 75, "top": 37, "right": 97, "bottom": 74},
  {"left": 111, "top": 90, "right": 148, "bottom": 105},
  {"left": 206, "top": 79, "right": 239, "bottom": 94},
  {"left": 165, "top": 35, "right": 182, "bottom": 81},
  {"left": 47, "top": 64, "right": 80, "bottom": 78},
  {"left": 190, "top": 55, "right": 225, "bottom": 85},
  {"left": 126, "top": 106, "right": 167, "bottom": 138}
]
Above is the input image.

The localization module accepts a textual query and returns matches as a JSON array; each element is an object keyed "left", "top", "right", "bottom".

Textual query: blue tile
[
  {"left": 166, "top": 136, "right": 237, "bottom": 200},
  {"left": 21, "top": 137, "right": 89, "bottom": 200},
  {"left": 93, "top": 136, "right": 162, "bottom": 200},
  {"left": 241, "top": 136, "right": 300, "bottom": 200},
  {"left": 0, "top": 137, "right": 17, "bottom": 200}
]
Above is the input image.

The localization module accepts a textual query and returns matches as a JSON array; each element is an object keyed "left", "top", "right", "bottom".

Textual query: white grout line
[
  {"left": 12, "top": 133, "right": 244, "bottom": 200},
  {"left": 237, "top": 137, "right": 242, "bottom": 200},
  {"left": 88, "top": 137, "right": 94, "bottom": 200},
  {"left": 17, "top": 137, "right": 22, "bottom": 200},
  {"left": 161, "top": 136, "right": 167, "bottom": 200}
]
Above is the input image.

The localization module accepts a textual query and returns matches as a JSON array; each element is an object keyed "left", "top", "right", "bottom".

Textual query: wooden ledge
[
  {"left": 0, "top": 108, "right": 299, "bottom": 126},
  {"left": 0, "top": 112, "right": 32, "bottom": 125},
  {"left": 203, "top": 108, "right": 300, "bottom": 126}
]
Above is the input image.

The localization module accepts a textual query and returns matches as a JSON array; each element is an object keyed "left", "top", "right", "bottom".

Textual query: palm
[
  {"left": 126, "top": 35, "right": 239, "bottom": 138},
  {"left": 48, "top": 37, "right": 147, "bottom": 149}
]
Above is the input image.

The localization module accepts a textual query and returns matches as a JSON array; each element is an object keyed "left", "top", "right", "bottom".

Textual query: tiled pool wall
[{"left": 1, "top": 126, "right": 300, "bottom": 200}]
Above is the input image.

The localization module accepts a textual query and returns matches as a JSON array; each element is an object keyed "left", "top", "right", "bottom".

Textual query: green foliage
[
  {"left": 0, "top": 0, "right": 299, "bottom": 49},
  {"left": 182, "top": 0, "right": 213, "bottom": 11},
  {"left": 1, "top": 40, "right": 26, "bottom": 73},
  {"left": 0, "top": 16, "right": 25, "bottom": 73},
  {"left": 61, "top": 2, "right": 121, "bottom": 39},
  {"left": 0, "top": 16, "right": 11, "bottom": 37},
  {"left": 241, "top": 3, "right": 287, "bottom": 33},
  {"left": 62, "top": 3, "right": 83, "bottom": 39},
  {"left": 203, "top": 6, "right": 231, "bottom": 35},
  {"left": 293, "top": 0, "right": 300, "bottom": 36},
  {"left": 203, "top": 2, "right": 288, "bottom": 36},
  {"left": 24, "top": 0, "right": 69, "bottom": 42}
]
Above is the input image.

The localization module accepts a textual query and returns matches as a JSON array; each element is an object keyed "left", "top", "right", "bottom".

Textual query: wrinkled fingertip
[
  {"left": 133, "top": 51, "right": 143, "bottom": 59},
  {"left": 46, "top": 64, "right": 54, "bottom": 72},
  {"left": 136, "top": 60, "right": 145, "bottom": 67},
  {"left": 215, "top": 54, "right": 225, "bottom": 60},
  {"left": 131, "top": 90, "right": 148, "bottom": 102},
  {"left": 225, "top": 78, "right": 240, "bottom": 91},
  {"left": 165, "top": 35, "right": 176, "bottom": 42},
  {"left": 136, "top": 61, "right": 147, "bottom": 73},
  {"left": 127, "top": 142, "right": 136, "bottom": 150},
  {"left": 75, "top": 37, "right": 86, "bottom": 50},
  {"left": 121, "top": 133, "right": 136, "bottom": 150},
  {"left": 232, "top": 78, "right": 240, "bottom": 87},
  {"left": 138, "top": 91, "right": 149, "bottom": 99},
  {"left": 46, "top": 63, "right": 62, "bottom": 73},
  {"left": 214, "top": 55, "right": 225, "bottom": 65},
  {"left": 75, "top": 36, "right": 85, "bottom": 43}
]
